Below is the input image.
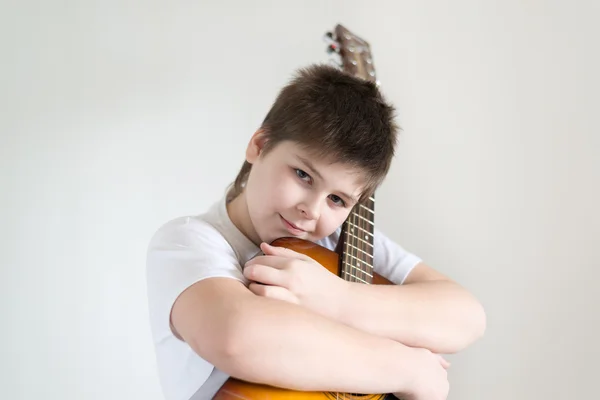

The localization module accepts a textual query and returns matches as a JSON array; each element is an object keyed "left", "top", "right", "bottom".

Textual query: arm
[
  {"left": 171, "top": 277, "right": 427, "bottom": 394},
  {"left": 336, "top": 262, "right": 487, "bottom": 354}
]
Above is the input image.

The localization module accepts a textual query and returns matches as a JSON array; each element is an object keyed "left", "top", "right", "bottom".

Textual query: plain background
[{"left": 1, "top": 1, "right": 598, "bottom": 399}]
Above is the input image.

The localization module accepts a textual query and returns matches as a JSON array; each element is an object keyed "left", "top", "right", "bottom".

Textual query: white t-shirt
[{"left": 145, "top": 194, "right": 422, "bottom": 400}]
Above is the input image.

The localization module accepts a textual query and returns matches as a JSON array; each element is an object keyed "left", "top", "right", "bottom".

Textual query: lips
[{"left": 279, "top": 214, "right": 306, "bottom": 233}]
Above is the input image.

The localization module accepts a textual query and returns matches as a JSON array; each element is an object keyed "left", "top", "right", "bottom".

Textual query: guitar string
[
  {"left": 358, "top": 202, "right": 374, "bottom": 215},
  {"left": 345, "top": 222, "right": 373, "bottom": 248},
  {"left": 364, "top": 198, "right": 370, "bottom": 283},
  {"left": 353, "top": 207, "right": 364, "bottom": 282},
  {"left": 345, "top": 242, "right": 374, "bottom": 263},
  {"left": 367, "top": 197, "right": 373, "bottom": 280},
  {"left": 344, "top": 204, "right": 359, "bottom": 397},
  {"left": 358, "top": 198, "right": 368, "bottom": 281},
  {"left": 344, "top": 213, "right": 352, "bottom": 282},
  {"left": 351, "top": 206, "right": 358, "bottom": 283},
  {"left": 366, "top": 196, "right": 374, "bottom": 283},
  {"left": 337, "top": 199, "right": 375, "bottom": 398},
  {"left": 325, "top": 26, "right": 380, "bottom": 400},
  {"left": 354, "top": 211, "right": 374, "bottom": 226},
  {"left": 356, "top": 201, "right": 364, "bottom": 283},
  {"left": 338, "top": 212, "right": 353, "bottom": 400}
]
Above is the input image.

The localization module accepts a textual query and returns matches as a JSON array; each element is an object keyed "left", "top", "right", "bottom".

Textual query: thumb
[{"left": 260, "top": 242, "right": 279, "bottom": 255}]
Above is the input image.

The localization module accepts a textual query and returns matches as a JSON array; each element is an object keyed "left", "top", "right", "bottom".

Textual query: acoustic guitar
[{"left": 214, "top": 24, "right": 397, "bottom": 400}]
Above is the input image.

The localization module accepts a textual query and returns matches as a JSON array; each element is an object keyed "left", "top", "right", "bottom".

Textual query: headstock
[{"left": 323, "top": 24, "right": 379, "bottom": 85}]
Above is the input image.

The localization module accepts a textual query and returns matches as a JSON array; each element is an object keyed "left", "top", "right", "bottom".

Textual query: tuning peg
[
  {"left": 323, "top": 32, "right": 339, "bottom": 46},
  {"left": 326, "top": 43, "right": 340, "bottom": 54},
  {"left": 323, "top": 32, "right": 341, "bottom": 55}
]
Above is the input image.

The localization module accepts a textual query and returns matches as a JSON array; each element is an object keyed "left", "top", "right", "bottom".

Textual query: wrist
[{"left": 388, "top": 342, "right": 420, "bottom": 393}]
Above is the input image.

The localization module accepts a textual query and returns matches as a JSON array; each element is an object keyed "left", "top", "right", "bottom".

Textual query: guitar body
[
  {"left": 214, "top": 24, "right": 397, "bottom": 400},
  {"left": 215, "top": 379, "right": 396, "bottom": 400},
  {"left": 265, "top": 237, "right": 392, "bottom": 285},
  {"left": 213, "top": 237, "right": 394, "bottom": 400}
]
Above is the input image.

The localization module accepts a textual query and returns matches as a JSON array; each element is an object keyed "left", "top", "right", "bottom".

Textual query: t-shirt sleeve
[
  {"left": 372, "top": 227, "right": 423, "bottom": 285},
  {"left": 145, "top": 217, "right": 249, "bottom": 342}
]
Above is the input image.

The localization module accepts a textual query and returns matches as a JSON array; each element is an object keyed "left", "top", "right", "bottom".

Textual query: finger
[
  {"left": 245, "top": 255, "right": 290, "bottom": 270},
  {"left": 437, "top": 354, "right": 451, "bottom": 369},
  {"left": 244, "top": 264, "right": 287, "bottom": 287},
  {"left": 248, "top": 282, "right": 297, "bottom": 303},
  {"left": 261, "top": 242, "right": 311, "bottom": 261}
]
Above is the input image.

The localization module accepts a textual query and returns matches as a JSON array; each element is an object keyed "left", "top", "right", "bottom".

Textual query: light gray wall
[{"left": 1, "top": 1, "right": 598, "bottom": 399}]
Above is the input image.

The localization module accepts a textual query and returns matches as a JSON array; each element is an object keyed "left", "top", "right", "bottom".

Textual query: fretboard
[{"left": 339, "top": 195, "right": 375, "bottom": 284}]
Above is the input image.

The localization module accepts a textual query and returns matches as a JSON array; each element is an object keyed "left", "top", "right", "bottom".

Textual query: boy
[{"left": 146, "top": 64, "right": 486, "bottom": 400}]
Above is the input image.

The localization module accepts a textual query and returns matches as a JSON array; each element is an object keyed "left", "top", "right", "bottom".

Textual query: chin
[{"left": 259, "top": 230, "right": 279, "bottom": 245}]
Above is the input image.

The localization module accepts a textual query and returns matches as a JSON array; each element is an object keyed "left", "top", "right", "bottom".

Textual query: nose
[{"left": 298, "top": 195, "right": 321, "bottom": 220}]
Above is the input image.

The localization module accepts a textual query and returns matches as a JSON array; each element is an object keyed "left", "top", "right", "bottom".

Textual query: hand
[
  {"left": 243, "top": 242, "right": 348, "bottom": 320},
  {"left": 394, "top": 348, "right": 450, "bottom": 400}
]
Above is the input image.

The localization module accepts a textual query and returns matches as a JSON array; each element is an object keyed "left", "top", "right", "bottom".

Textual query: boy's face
[{"left": 239, "top": 132, "right": 366, "bottom": 246}]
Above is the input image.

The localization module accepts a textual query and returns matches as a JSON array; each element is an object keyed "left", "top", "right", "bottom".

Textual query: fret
[
  {"left": 344, "top": 233, "right": 373, "bottom": 249},
  {"left": 347, "top": 223, "right": 374, "bottom": 241},
  {"left": 358, "top": 203, "right": 374, "bottom": 215},
  {"left": 341, "top": 270, "right": 369, "bottom": 284},
  {"left": 340, "top": 180, "right": 376, "bottom": 284},
  {"left": 341, "top": 254, "right": 374, "bottom": 274},
  {"left": 346, "top": 242, "right": 374, "bottom": 261},
  {"left": 352, "top": 212, "right": 375, "bottom": 227},
  {"left": 324, "top": 24, "right": 380, "bottom": 289},
  {"left": 341, "top": 266, "right": 373, "bottom": 281},
  {"left": 347, "top": 220, "right": 373, "bottom": 234}
]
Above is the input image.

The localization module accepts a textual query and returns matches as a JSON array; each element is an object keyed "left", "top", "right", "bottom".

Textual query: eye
[
  {"left": 295, "top": 168, "right": 311, "bottom": 182},
  {"left": 329, "top": 194, "right": 346, "bottom": 207}
]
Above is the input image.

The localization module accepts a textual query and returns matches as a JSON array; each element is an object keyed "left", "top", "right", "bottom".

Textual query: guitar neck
[
  {"left": 340, "top": 195, "right": 375, "bottom": 284},
  {"left": 326, "top": 24, "right": 379, "bottom": 283}
]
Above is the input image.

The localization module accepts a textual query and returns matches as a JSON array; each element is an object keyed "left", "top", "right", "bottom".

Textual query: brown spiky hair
[{"left": 227, "top": 63, "right": 399, "bottom": 204}]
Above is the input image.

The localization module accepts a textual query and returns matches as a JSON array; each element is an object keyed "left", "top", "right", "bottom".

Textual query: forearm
[
  {"left": 216, "top": 296, "right": 415, "bottom": 394},
  {"left": 337, "top": 280, "right": 486, "bottom": 354}
]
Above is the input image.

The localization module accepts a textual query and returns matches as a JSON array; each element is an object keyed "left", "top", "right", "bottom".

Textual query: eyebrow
[{"left": 296, "top": 155, "right": 359, "bottom": 204}]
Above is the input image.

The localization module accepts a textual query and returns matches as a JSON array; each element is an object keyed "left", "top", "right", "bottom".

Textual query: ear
[{"left": 245, "top": 129, "right": 268, "bottom": 164}]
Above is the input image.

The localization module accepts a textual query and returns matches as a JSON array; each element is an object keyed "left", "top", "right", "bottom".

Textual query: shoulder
[
  {"left": 146, "top": 213, "right": 245, "bottom": 282},
  {"left": 146, "top": 214, "right": 248, "bottom": 341},
  {"left": 148, "top": 214, "right": 226, "bottom": 249}
]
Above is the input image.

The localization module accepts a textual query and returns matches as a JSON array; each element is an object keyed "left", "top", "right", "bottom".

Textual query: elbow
[
  {"left": 205, "top": 329, "right": 245, "bottom": 374},
  {"left": 209, "top": 341, "right": 250, "bottom": 380},
  {"left": 216, "top": 328, "right": 256, "bottom": 379},
  {"left": 189, "top": 308, "right": 260, "bottom": 381},
  {"left": 185, "top": 312, "right": 249, "bottom": 377},
  {"left": 454, "top": 301, "right": 487, "bottom": 352},
  {"left": 437, "top": 301, "right": 487, "bottom": 354},
  {"left": 471, "top": 301, "right": 487, "bottom": 341}
]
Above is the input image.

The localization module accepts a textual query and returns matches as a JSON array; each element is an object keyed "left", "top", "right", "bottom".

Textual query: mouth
[{"left": 279, "top": 214, "right": 306, "bottom": 235}]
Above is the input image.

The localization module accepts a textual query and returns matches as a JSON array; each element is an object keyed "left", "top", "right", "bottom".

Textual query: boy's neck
[{"left": 226, "top": 191, "right": 260, "bottom": 247}]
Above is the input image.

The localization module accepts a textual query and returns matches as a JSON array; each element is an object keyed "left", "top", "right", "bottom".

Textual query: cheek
[
  {"left": 251, "top": 168, "right": 297, "bottom": 210},
  {"left": 246, "top": 168, "right": 273, "bottom": 214},
  {"left": 315, "top": 209, "right": 349, "bottom": 235},
  {"left": 270, "top": 171, "right": 303, "bottom": 204}
]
